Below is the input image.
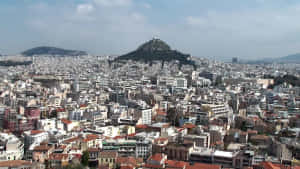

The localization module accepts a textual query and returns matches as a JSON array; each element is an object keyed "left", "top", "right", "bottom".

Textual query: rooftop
[{"left": 0, "top": 160, "right": 32, "bottom": 167}]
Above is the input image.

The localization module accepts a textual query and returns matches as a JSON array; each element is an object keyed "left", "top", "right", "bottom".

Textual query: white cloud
[
  {"left": 186, "top": 16, "right": 206, "bottom": 26},
  {"left": 7, "top": 0, "right": 300, "bottom": 58},
  {"left": 131, "top": 12, "right": 145, "bottom": 22},
  {"left": 142, "top": 3, "right": 151, "bottom": 9},
  {"left": 25, "top": 0, "right": 157, "bottom": 55},
  {"left": 77, "top": 4, "right": 94, "bottom": 15},
  {"left": 180, "top": 5, "right": 300, "bottom": 58}
]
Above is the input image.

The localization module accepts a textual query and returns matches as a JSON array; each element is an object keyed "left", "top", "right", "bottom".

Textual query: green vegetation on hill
[
  {"left": 137, "top": 38, "right": 171, "bottom": 51},
  {"left": 22, "top": 46, "right": 87, "bottom": 56},
  {"left": 265, "top": 74, "right": 300, "bottom": 88},
  {"left": 116, "top": 39, "right": 195, "bottom": 67}
]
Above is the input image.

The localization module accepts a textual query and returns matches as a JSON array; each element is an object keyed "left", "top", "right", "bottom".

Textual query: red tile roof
[
  {"left": 182, "top": 123, "right": 196, "bottom": 129},
  {"left": 57, "top": 145, "right": 67, "bottom": 149},
  {"left": 128, "top": 133, "right": 136, "bottom": 137},
  {"left": 136, "top": 124, "right": 148, "bottom": 129},
  {"left": 250, "top": 135, "right": 270, "bottom": 140},
  {"left": 83, "top": 137, "right": 97, "bottom": 142},
  {"left": 156, "top": 109, "right": 167, "bottom": 116},
  {"left": 112, "top": 133, "right": 136, "bottom": 140},
  {"left": 30, "top": 130, "right": 45, "bottom": 135},
  {"left": 259, "top": 162, "right": 300, "bottom": 169},
  {"left": 61, "top": 118, "right": 72, "bottom": 124},
  {"left": 144, "top": 164, "right": 164, "bottom": 168},
  {"left": 49, "top": 153, "right": 68, "bottom": 161},
  {"left": 80, "top": 104, "right": 87, "bottom": 108},
  {"left": 186, "top": 162, "right": 221, "bottom": 169},
  {"left": 87, "top": 134, "right": 99, "bottom": 139},
  {"left": 176, "top": 128, "right": 185, "bottom": 132},
  {"left": 120, "top": 166, "right": 134, "bottom": 169},
  {"left": 0, "top": 160, "right": 32, "bottom": 167},
  {"left": 88, "top": 148, "right": 100, "bottom": 152},
  {"left": 63, "top": 137, "right": 80, "bottom": 144},
  {"left": 56, "top": 108, "right": 65, "bottom": 112},
  {"left": 154, "top": 137, "right": 168, "bottom": 144},
  {"left": 166, "top": 160, "right": 187, "bottom": 169},
  {"left": 116, "top": 157, "right": 141, "bottom": 167},
  {"left": 33, "top": 145, "right": 52, "bottom": 151},
  {"left": 147, "top": 153, "right": 164, "bottom": 162}
]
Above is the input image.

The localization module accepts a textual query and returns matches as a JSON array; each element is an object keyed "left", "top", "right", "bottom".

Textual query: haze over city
[
  {"left": 1, "top": 1, "right": 300, "bottom": 169},
  {"left": 1, "top": 0, "right": 300, "bottom": 59}
]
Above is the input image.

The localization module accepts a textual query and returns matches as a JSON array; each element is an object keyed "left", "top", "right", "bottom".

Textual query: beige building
[{"left": 98, "top": 151, "right": 118, "bottom": 169}]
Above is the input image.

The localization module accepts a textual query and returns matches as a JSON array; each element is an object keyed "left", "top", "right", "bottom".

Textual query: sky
[{"left": 1, "top": 0, "right": 300, "bottom": 60}]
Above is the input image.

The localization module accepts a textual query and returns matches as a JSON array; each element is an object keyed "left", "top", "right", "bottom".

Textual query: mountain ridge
[
  {"left": 245, "top": 53, "right": 300, "bottom": 64},
  {"left": 21, "top": 46, "right": 87, "bottom": 56},
  {"left": 278, "top": 53, "right": 300, "bottom": 63}
]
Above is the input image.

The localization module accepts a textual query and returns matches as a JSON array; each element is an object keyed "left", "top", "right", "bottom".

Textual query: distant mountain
[
  {"left": 22, "top": 46, "right": 87, "bottom": 56},
  {"left": 277, "top": 53, "right": 300, "bottom": 63},
  {"left": 0, "top": 60, "right": 32, "bottom": 67},
  {"left": 246, "top": 53, "right": 300, "bottom": 64},
  {"left": 115, "top": 38, "right": 195, "bottom": 67}
]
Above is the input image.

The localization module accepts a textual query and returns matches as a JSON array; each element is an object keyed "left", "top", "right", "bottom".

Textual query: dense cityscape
[{"left": 0, "top": 38, "right": 299, "bottom": 169}]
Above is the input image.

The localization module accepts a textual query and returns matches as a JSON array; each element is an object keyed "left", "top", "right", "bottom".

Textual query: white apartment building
[
  {"left": 69, "top": 109, "right": 83, "bottom": 121},
  {"left": 0, "top": 132, "right": 24, "bottom": 161},
  {"left": 142, "top": 109, "right": 152, "bottom": 125},
  {"left": 136, "top": 138, "right": 152, "bottom": 160},
  {"left": 23, "top": 130, "right": 49, "bottom": 149},
  {"left": 38, "top": 118, "right": 56, "bottom": 131},
  {"left": 99, "top": 126, "right": 120, "bottom": 138},
  {"left": 184, "top": 133, "right": 211, "bottom": 148},
  {"left": 202, "top": 103, "right": 230, "bottom": 118},
  {"left": 174, "top": 77, "right": 188, "bottom": 89}
]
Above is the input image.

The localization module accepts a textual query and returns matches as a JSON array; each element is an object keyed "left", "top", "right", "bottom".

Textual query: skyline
[{"left": 1, "top": 0, "right": 300, "bottom": 59}]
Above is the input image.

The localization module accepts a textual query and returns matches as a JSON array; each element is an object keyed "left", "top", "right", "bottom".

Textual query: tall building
[
  {"left": 232, "top": 57, "right": 238, "bottom": 63},
  {"left": 142, "top": 109, "right": 152, "bottom": 125}
]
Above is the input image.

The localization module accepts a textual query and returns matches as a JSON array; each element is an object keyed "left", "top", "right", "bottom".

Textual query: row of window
[{"left": 100, "top": 158, "right": 115, "bottom": 163}]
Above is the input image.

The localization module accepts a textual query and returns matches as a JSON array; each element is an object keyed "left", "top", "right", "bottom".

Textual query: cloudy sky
[{"left": 1, "top": 0, "right": 300, "bottom": 59}]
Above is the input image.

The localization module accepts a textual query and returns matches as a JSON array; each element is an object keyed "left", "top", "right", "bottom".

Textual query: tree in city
[
  {"left": 81, "top": 151, "right": 89, "bottom": 167},
  {"left": 167, "top": 108, "right": 181, "bottom": 126}
]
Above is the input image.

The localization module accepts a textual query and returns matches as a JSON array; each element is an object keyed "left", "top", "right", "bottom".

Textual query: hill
[
  {"left": 115, "top": 38, "right": 195, "bottom": 67},
  {"left": 0, "top": 60, "right": 32, "bottom": 67},
  {"left": 247, "top": 53, "right": 300, "bottom": 64},
  {"left": 278, "top": 53, "right": 300, "bottom": 63},
  {"left": 265, "top": 74, "right": 300, "bottom": 88},
  {"left": 21, "top": 46, "right": 87, "bottom": 56}
]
